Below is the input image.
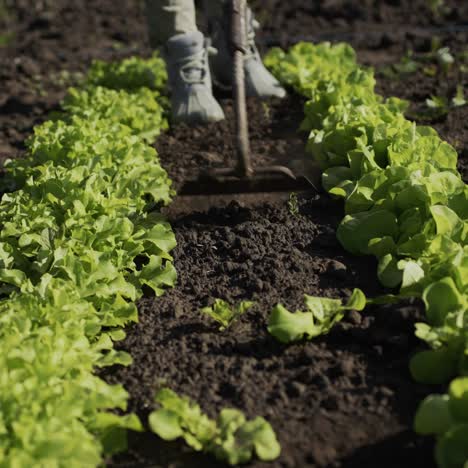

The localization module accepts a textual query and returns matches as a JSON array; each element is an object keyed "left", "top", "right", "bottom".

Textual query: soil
[{"left": 0, "top": 1, "right": 467, "bottom": 467}]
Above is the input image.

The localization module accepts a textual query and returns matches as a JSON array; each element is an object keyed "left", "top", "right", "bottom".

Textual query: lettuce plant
[
  {"left": 268, "top": 289, "right": 366, "bottom": 343},
  {"left": 149, "top": 388, "right": 281, "bottom": 465}
]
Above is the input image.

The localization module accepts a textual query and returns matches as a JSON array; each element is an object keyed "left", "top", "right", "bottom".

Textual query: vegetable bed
[{"left": 1, "top": 1, "right": 467, "bottom": 467}]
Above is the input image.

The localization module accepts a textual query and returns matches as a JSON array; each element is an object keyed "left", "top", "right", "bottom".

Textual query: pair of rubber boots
[{"left": 165, "top": 8, "right": 285, "bottom": 125}]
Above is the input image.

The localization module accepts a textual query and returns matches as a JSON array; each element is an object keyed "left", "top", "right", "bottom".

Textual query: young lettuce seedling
[
  {"left": 201, "top": 299, "right": 255, "bottom": 331},
  {"left": 288, "top": 192, "right": 300, "bottom": 216},
  {"left": 149, "top": 388, "right": 281, "bottom": 465},
  {"left": 268, "top": 289, "right": 366, "bottom": 343}
]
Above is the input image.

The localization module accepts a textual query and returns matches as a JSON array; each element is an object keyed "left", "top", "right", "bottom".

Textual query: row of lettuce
[
  {"left": 266, "top": 42, "right": 467, "bottom": 468},
  {"left": 0, "top": 56, "right": 178, "bottom": 466}
]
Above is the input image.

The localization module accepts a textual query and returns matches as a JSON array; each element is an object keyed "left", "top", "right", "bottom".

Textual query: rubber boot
[
  {"left": 208, "top": 6, "right": 286, "bottom": 99},
  {"left": 165, "top": 31, "right": 225, "bottom": 125}
]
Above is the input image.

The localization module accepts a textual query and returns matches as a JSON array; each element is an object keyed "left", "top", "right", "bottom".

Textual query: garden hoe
[{"left": 179, "top": 0, "right": 320, "bottom": 196}]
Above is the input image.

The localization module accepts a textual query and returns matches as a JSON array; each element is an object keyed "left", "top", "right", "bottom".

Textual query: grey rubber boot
[
  {"left": 165, "top": 31, "right": 225, "bottom": 125},
  {"left": 208, "top": 7, "right": 286, "bottom": 99}
]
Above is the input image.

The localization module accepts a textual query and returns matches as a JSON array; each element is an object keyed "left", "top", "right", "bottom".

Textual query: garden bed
[{"left": 1, "top": 1, "right": 467, "bottom": 467}]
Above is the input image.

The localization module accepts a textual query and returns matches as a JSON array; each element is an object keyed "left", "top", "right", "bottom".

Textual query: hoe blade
[
  {"left": 178, "top": 174, "right": 310, "bottom": 196},
  {"left": 178, "top": 158, "right": 322, "bottom": 196}
]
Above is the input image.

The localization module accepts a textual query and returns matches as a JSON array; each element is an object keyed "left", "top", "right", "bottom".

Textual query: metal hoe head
[
  {"left": 179, "top": 165, "right": 316, "bottom": 195},
  {"left": 179, "top": 0, "right": 317, "bottom": 197}
]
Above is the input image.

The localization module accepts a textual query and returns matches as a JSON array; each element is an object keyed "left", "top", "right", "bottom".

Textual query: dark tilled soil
[
  {"left": 0, "top": 1, "right": 467, "bottom": 467},
  {"left": 105, "top": 196, "right": 437, "bottom": 468}
]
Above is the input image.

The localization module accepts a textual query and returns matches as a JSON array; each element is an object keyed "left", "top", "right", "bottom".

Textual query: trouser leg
[
  {"left": 144, "top": 0, "right": 198, "bottom": 48},
  {"left": 202, "top": 0, "right": 227, "bottom": 24},
  {"left": 202, "top": 0, "right": 287, "bottom": 99}
]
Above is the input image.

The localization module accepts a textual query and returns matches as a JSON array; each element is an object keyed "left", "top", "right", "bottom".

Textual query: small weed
[
  {"left": 201, "top": 299, "right": 255, "bottom": 331},
  {"left": 50, "top": 70, "right": 85, "bottom": 88},
  {"left": 261, "top": 101, "right": 271, "bottom": 120},
  {"left": 288, "top": 192, "right": 299, "bottom": 216}
]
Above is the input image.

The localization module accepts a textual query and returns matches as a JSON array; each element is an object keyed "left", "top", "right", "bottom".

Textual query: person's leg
[
  {"left": 144, "top": 0, "right": 198, "bottom": 48},
  {"left": 202, "top": 0, "right": 226, "bottom": 25},
  {"left": 203, "top": 0, "right": 286, "bottom": 99},
  {"left": 145, "top": 0, "right": 225, "bottom": 124}
]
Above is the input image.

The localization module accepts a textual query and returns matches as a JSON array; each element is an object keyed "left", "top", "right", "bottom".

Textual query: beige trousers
[{"left": 145, "top": 0, "right": 228, "bottom": 47}]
